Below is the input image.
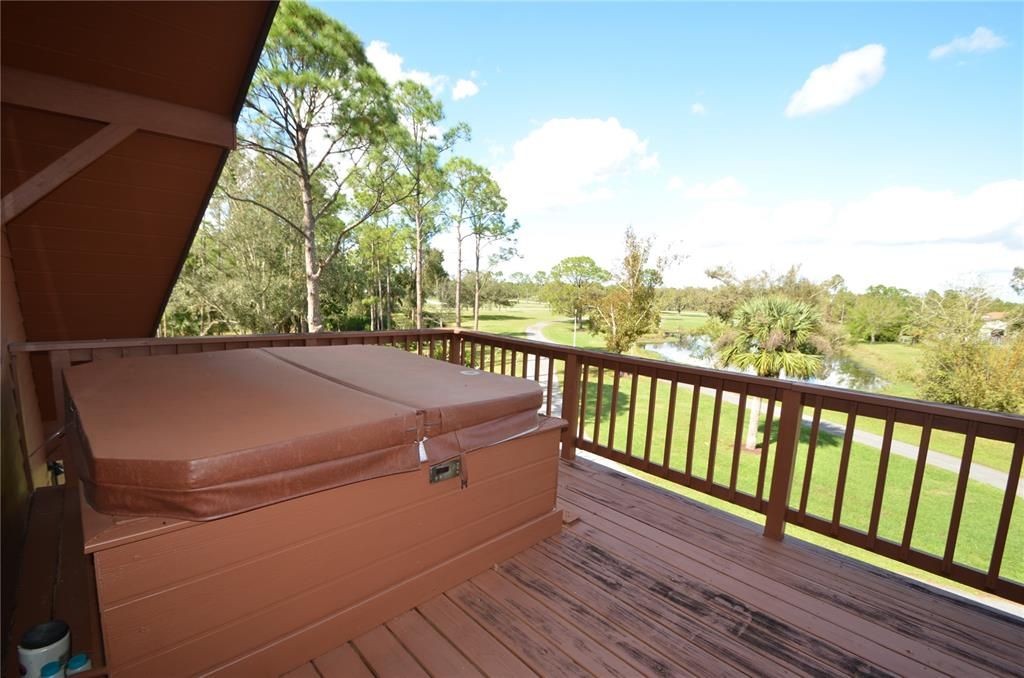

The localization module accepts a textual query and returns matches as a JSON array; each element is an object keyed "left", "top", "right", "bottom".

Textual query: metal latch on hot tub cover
[{"left": 429, "top": 458, "right": 462, "bottom": 484}]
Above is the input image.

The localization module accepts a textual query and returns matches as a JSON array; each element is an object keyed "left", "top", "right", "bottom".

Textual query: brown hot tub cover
[
  {"left": 264, "top": 346, "right": 544, "bottom": 461},
  {"left": 64, "top": 349, "right": 422, "bottom": 520}
]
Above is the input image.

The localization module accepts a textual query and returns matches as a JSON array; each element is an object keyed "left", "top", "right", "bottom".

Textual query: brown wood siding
[{"left": 87, "top": 427, "right": 562, "bottom": 676}]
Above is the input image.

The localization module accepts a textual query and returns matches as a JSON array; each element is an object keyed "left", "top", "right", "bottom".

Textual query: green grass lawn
[{"left": 846, "top": 341, "right": 923, "bottom": 399}]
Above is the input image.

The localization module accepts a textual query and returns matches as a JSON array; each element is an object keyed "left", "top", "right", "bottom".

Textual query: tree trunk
[
  {"left": 414, "top": 208, "right": 423, "bottom": 329},
  {"left": 473, "top": 237, "right": 481, "bottom": 330},
  {"left": 385, "top": 268, "right": 392, "bottom": 330},
  {"left": 455, "top": 224, "right": 463, "bottom": 328},
  {"left": 745, "top": 396, "right": 762, "bottom": 451},
  {"left": 301, "top": 204, "right": 322, "bottom": 333}
]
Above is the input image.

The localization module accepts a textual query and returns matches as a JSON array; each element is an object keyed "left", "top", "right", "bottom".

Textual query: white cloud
[
  {"left": 667, "top": 176, "right": 684, "bottom": 191},
  {"left": 785, "top": 44, "right": 886, "bottom": 117},
  {"left": 691, "top": 102, "right": 706, "bottom": 115},
  {"left": 452, "top": 79, "right": 480, "bottom": 100},
  {"left": 679, "top": 176, "right": 748, "bottom": 200},
  {"left": 366, "top": 40, "right": 446, "bottom": 93},
  {"left": 930, "top": 27, "right": 1007, "bottom": 59},
  {"left": 495, "top": 117, "right": 659, "bottom": 214}
]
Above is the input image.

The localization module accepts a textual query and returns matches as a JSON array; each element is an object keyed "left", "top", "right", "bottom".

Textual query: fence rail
[{"left": 9, "top": 328, "right": 1023, "bottom": 602}]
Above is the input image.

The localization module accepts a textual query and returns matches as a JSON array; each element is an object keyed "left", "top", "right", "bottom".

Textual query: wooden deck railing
[{"left": 9, "top": 328, "right": 1023, "bottom": 602}]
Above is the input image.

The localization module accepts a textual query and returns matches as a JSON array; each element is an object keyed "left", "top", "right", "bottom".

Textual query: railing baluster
[
  {"left": 625, "top": 369, "right": 639, "bottom": 458},
  {"left": 901, "top": 414, "right": 934, "bottom": 559},
  {"left": 988, "top": 430, "right": 1024, "bottom": 589},
  {"left": 489, "top": 344, "right": 495, "bottom": 372},
  {"left": 797, "top": 396, "right": 823, "bottom": 524},
  {"left": 831, "top": 404, "right": 858, "bottom": 535},
  {"left": 643, "top": 375, "right": 658, "bottom": 468},
  {"left": 608, "top": 368, "right": 621, "bottom": 450},
  {"left": 706, "top": 386, "right": 724, "bottom": 487},
  {"left": 764, "top": 389, "right": 802, "bottom": 540},
  {"left": 943, "top": 420, "right": 977, "bottom": 572},
  {"left": 729, "top": 385, "right": 747, "bottom": 500},
  {"left": 662, "top": 376, "right": 678, "bottom": 472},
  {"left": 578, "top": 363, "right": 590, "bottom": 441},
  {"left": 756, "top": 395, "right": 776, "bottom": 505},
  {"left": 592, "top": 363, "right": 605, "bottom": 444},
  {"left": 560, "top": 354, "right": 580, "bottom": 459},
  {"left": 685, "top": 378, "right": 701, "bottom": 479},
  {"left": 867, "top": 408, "right": 896, "bottom": 548},
  {"left": 545, "top": 357, "right": 554, "bottom": 416},
  {"left": 500, "top": 346, "right": 507, "bottom": 374},
  {"left": 510, "top": 348, "right": 517, "bottom": 376}
]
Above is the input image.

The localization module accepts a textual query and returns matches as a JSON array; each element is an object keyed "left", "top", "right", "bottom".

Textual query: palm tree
[{"left": 716, "top": 296, "right": 826, "bottom": 450}]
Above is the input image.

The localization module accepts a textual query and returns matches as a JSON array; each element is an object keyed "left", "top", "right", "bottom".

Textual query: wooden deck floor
[{"left": 284, "top": 456, "right": 1024, "bottom": 678}]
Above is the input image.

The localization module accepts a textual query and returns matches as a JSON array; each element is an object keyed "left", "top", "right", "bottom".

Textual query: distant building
[{"left": 981, "top": 312, "right": 1008, "bottom": 341}]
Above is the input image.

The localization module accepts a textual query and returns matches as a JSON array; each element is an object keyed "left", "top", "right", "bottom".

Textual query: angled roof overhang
[{"left": 1, "top": 1, "right": 277, "bottom": 341}]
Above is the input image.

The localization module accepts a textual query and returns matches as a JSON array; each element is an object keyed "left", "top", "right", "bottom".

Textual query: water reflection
[{"left": 644, "top": 335, "right": 885, "bottom": 392}]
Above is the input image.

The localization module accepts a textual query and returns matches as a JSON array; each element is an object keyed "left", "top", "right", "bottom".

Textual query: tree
[
  {"left": 443, "top": 157, "right": 505, "bottom": 327},
  {"left": 715, "top": 296, "right": 826, "bottom": 449},
  {"left": 391, "top": 81, "right": 467, "bottom": 328},
  {"left": 163, "top": 154, "right": 307, "bottom": 336},
  {"left": 543, "top": 257, "right": 611, "bottom": 345},
  {"left": 591, "top": 229, "right": 669, "bottom": 354},
  {"left": 231, "top": 2, "right": 398, "bottom": 332},
  {"left": 469, "top": 204, "right": 516, "bottom": 330},
  {"left": 917, "top": 333, "right": 1024, "bottom": 414},
  {"left": 847, "top": 285, "right": 912, "bottom": 343}
]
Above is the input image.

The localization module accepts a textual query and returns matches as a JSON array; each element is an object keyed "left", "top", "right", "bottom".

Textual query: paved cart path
[{"left": 525, "top": 323, "right": 1021, "bottom": 497}]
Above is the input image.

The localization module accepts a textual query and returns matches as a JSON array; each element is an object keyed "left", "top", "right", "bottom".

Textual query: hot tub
[{"left": 63, "top": 346, "right": 565, "bottom": 677}]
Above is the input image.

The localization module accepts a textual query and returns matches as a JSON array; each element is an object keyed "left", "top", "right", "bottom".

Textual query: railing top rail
[
  {"left": 12, "top": 327, "right": 1022, "bottom": 431},
  {"left": 8, "top": 328, "right": 457, "bottom": 354},
  {"left": 457, "top": 330, "right": 1024, "bottom": 432}
]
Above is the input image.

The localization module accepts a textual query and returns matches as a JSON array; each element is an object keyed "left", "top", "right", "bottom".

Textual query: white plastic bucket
[{"left": 18, "top": 620, "right": 70, "bottom": 678}]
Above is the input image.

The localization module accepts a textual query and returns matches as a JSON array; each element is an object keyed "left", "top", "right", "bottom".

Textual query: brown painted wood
[
  {"left": 353, "top": 625, "right": 429, "bottom": 678},
  {"left": 1, "top": 67, "right": 235, "bottom": 148},
  {"left": 133, "top": 511, "right": 563, "bottom": 677},
  {"left": 643, "top": 375, "right": 658, "bottom": 468},
  {"left": 755, "top": 395, "right": 776, "bottom": 504},
  {"left": 280, "top": 663, "right": 320, "bottom": 678},
  {"left": 988, "top": 430, "right": 1024, "bottom": 589},
  {"left": 560, "top": 354, "right": 579, "bottom": 459},
  {"left": 497, "top": 557, "right": 693, "bottom": 677},
  {"left": 565, "top": 458, "right": 1024, "bottom": 649},
  {"left": 796, "top": 396, "right": 822, "bottom": 523},
  {"left": 607, "top": 367, "right": 621, "bottom": 449},
  {"left": 943, "top": 420, "right": 977, "bottom": 573},
  {"left": 705, "top": 386, "right": 724, "bottom": 486},
  {"left": 831, "top": 405, "right": 858, "bottom": 534},
  {"left": 901, "top": 416, "right": 934, "bottom": 558},
  {"left": 557, "top": 484, "right": 1008, "bottom": 677},
  {"left": 447, "top": 580, "right": 590, "bottom": 677},
  {"left": 867, "top": 408, "right": 896, "bottom": 547},
  {"left": 471, "top": 568, "right": 641, "bottom": 677},
  {"left": 685, "top": 380, "right": 700, "bottom": 477},
  {"left": 625, "top": 369, "right": 639, "bottom": 457},
  {"left": 1, "top": 124, "right": 136, "bottom": 224},
  {"left": 729, "top": 385, "right": 747, "bottom": 499},
  {"left": 764, "top": 389, "right": 802, "bottom": 540},
  {"left": 417, "top": 594, "right": 536, "bottom": 678},
  {"left": 312, "top": 643, "right": 373, "bottom": 678},
  {"left": 100, "top": 460, "right": 557, "bottom": 667},
  {"left": 662, "top": 376, "right": 678, "bottom": 472},
  {"left": 386, "top": 609, "right": 482, "bottom": 677},
  {"left": 577, "top": 363, "right": 589, "bottom": 440},
  {"left": 592, "top": 362, "right": 605, "bottom": 443}
]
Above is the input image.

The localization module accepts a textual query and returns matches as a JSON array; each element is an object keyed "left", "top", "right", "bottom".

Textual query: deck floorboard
[{"left": 284, "top": 456, "right": 1024, "bottom": 677}]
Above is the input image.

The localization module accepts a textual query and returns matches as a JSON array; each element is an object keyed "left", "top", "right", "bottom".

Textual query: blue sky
[{"left": 319, "top": 2, "right": 1023, "bottom": 297}]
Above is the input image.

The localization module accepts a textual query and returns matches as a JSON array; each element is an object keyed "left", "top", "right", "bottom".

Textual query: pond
[{"left": 643, "top": 335, "right": 886, "bottom": 392}]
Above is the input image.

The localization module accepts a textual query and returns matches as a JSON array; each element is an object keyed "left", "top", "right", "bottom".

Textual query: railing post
[
  {"left": 764, "top": 388, "right": 802, "bottom": 540},
  {"left": 560, "top": 353, "right": 580, "bottom": 460},
  {"left": 448, "top": 331, "right": 463, "bottom": 365}
]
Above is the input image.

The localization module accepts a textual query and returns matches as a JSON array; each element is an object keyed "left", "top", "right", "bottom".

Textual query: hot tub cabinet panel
[{"left": 83, "top": 417, "right": 562, "bottom": 677}]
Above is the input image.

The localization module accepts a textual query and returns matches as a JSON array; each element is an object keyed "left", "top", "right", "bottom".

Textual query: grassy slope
[{"left": 475, "top": 301, "right": 1023, "bottom": 596}]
